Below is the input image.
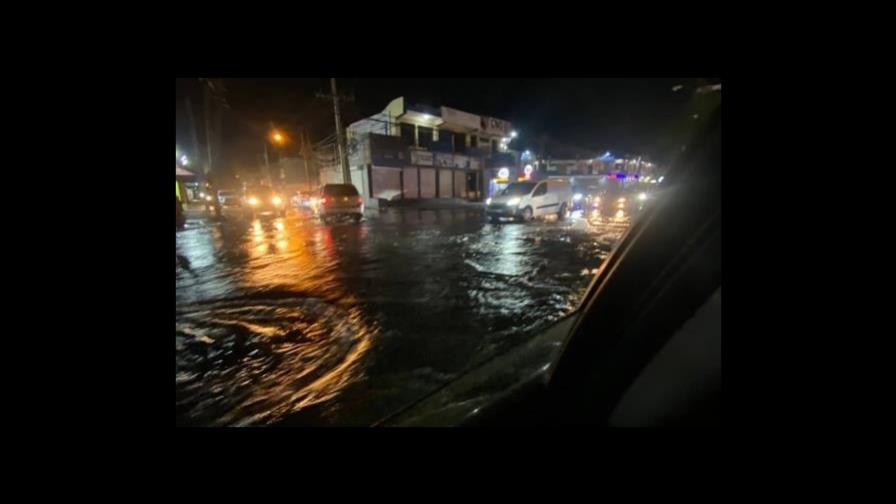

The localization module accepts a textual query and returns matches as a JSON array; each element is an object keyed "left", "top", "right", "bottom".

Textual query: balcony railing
[{"left": 361, "top": 133, "right": 516, "bottom": 170}]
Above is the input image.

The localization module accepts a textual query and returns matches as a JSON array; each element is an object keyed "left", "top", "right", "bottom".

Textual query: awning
[{"left": 176, "top": 166, "right": 196, "bottom": 179}]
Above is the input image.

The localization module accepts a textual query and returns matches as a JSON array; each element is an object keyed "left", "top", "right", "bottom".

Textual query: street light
[
  {"left": 265, "top": 129, "right": 288, "bottom": 186},
  {"left": 511, "top": 130, "right": 518, "bottom": 138}
]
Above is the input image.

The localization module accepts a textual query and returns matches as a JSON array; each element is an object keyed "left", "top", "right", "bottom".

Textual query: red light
[
  {"left": 357, "top": 196, "right": 363, "bottom": 204},
  {"left": 321, "top": 197, "right": 330, "bottom": 205}
]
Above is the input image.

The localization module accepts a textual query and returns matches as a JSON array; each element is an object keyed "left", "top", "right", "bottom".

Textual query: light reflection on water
[
  {"left": 177, "top": 217, "right": 377, "bottom": 426},
  {"left": 177, "top": 210, "right": 626, "bottom": 426}
]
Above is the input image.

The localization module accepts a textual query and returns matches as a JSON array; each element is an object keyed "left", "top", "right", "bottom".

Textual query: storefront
[
  {"left": 176, "top": 166, "right": 198, "bottom": 203},
  {"left": 485, "top": 164, "right": 536, "bottom": 199}
]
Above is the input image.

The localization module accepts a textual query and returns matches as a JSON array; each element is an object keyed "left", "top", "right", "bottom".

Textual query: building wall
[
  {"left": 370, "top": 166, "right": 402, "bottom": 200},
  {"left": 441, "top": 106, "right": 480, "bottom": 130},
  {"left": 438, "top": 169, "right": 453, "bottom": 198},
  {"left": 453, "top": 170, "right": 466, "bottom": 199},
  {"left": 383, "top": 97, "right": 404, "bottom": 124},
  {"left": 319, "top": 166, "right": 343, "bottom": 186},
  {"left": 344, "top": 97, "right": 514, "bottom": 201},
  {"left": 419, "top": 168, "right": 436, "bottom": 198},
  {"left": 350, "top": 168, "right": 365, "bottom": 198},
  {"left": 402, "top": 167, "right": 419, "bottom": 199}
]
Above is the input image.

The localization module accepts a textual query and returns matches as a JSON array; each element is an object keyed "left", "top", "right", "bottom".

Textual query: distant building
[{"left": 321, "top": 97, "right": 517, "bottom": 203}]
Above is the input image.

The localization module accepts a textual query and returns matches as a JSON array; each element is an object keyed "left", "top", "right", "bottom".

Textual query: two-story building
[{"left": 322, "top": 97, "right": 517, "bottom": 204}]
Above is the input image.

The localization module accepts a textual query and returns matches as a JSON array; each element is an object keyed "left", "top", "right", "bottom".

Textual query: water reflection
[
  {"left": 177, "top": 208, "right": 625, "bottom": 426},
  {"left": 176, "top": 216, "right": 377, "bottom": 426}
]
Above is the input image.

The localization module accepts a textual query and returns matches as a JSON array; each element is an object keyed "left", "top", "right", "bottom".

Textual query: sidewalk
[{"left": 382, "top": 198, "right": 485, "bottom": 210}]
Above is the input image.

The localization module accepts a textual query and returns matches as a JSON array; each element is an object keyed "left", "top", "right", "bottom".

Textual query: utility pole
[
  {"left": 202, "top": 81, "right": 214, "bottom": 176},
  {"left": 301, "top": 129, "right": 312, "bottom": 191},
  {"left": 263, "top": 140, "right": 270, "bottom": 184},
  {"left": 184, "top": 97, "right": 202, "bottom": 172},
  {"left": 331, "top": 78, "right": 350, "bottom": 184},
  {"left": 317, "top": 78, "right": 353, "bottom": 184}
]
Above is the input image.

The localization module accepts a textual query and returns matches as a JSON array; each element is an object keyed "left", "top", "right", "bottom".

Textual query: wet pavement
[{"left": 176, "top": 206, "right": 626, "bottom": 426}]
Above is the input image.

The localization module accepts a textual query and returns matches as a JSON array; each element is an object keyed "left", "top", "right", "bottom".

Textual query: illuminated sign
[
  {"left": 524, "top": 164, "right": 533, "bottom": 175},
  {"left": 497, "top": 168, "right": 510, "bottom": 179}
]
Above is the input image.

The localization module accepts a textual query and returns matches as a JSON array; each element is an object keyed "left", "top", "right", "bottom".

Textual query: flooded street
[{"left": 176, "top": 207, "right": 625, "bottom": 426}]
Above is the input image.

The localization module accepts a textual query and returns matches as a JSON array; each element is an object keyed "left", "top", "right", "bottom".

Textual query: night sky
[{"left": 176, "top": 78, "right": 714, "bottom": 174}]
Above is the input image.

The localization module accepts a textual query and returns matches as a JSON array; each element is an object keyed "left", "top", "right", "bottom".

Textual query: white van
[{"left": 485, "top": 179, "right": 573, "bottom": 223}]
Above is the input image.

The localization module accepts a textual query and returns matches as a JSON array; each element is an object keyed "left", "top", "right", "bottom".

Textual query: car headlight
[
  {"left": 573, "top": 193, "right": 583, "bottom": 201},
  {"left": 506, "top": 197, "right": 520, "bottom": 207},
  {"left": 638, "top": 192, "right": 647, "bottom": 201},
  {"left": 486, "top": 198, "right": 492, "bottom": 205},
  {"left": 272, "top": 196, "right": 282, "bottom": 205},
  {"left": 248, "top": 197, "right": 259, "bottom": 206}
]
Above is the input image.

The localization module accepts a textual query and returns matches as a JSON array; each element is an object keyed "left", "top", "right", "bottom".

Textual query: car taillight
[{"left": 321, "top": 197, "right": 330, "bottom": 205}]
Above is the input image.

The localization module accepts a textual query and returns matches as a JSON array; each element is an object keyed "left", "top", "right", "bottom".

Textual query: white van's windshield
[{"left": 501, "top": 182, "right": 537, "bottom": 196}]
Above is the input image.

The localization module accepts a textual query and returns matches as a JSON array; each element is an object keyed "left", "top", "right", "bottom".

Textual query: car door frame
[{"left": 530, "top": 181, "right": 551, "bottom": 216}]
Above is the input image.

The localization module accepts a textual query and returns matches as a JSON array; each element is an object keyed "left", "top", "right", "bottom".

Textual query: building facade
[{"left": 322, "top": 97, "right": 517, "bottom": 203}]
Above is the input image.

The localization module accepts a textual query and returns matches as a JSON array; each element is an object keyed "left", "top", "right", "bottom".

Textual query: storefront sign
[
  {"left": 435, "top": 153, "right": 454, "bottom": 167},
  {"left": 411, "top": 150, "right": 433, "bottom": 166},
  {"left": 480, "top": 116, "right": 512, "bottom": 136}
]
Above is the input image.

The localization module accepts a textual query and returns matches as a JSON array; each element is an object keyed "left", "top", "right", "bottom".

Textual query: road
[{"left": 176, "top": 206, "right": 626, "bottom": 426}]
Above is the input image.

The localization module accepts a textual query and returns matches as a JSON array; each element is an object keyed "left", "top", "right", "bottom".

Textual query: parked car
[
  {"left": 312, "top": 184, "right": 363, "bottom": 223},
  {"left": 485, "top": 179, "right": 573, "bottom": 223}
]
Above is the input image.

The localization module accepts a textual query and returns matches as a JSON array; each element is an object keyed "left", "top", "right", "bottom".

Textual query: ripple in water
[{"left": 176, "top": 294, "right": 376, "bottom": 426}]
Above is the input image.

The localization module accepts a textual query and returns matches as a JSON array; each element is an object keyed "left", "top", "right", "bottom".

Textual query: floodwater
[{"left": 176, "top": 207, "right": 625, "bottom": 426}]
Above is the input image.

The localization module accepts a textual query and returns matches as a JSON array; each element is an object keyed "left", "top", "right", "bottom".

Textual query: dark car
[
  {"left": 312, "top": 184, "right": 363, "bottom": 223},
  {"left": 243, "top": 185, "right": 286, "bottom": 218}
]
